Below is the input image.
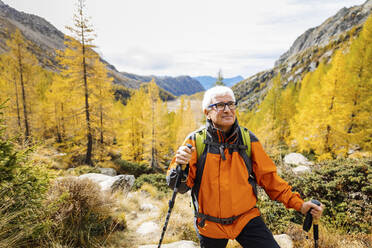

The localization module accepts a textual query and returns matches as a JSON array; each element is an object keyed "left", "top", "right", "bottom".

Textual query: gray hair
[{"left": 202, "top": 86, "right": 236, "bottom": 112}]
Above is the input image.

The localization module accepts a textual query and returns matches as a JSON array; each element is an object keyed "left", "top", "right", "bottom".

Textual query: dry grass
[
  {"left": 96, "top": 160, "right": 120, "bottom": 171},
  {"left": 287, "top": 223, "right": 371, "bottom": 248},
  {"left": 107, "top": 186, "right": 196, "bottom": 247},
  {"left": 45, "top": 177, "right": 121, "bottom": 247},
  {"left": 157, "top": 192, "right": 197, "bottom": 243},
  {"left": 29, "top": 144, "right": 69, "bottom": 170},
  {"left": 107, "top": 185, "right": 371, "bottom": 248},
  {"left": 0, "top": 204, "right": 26, "bottom": 248}
]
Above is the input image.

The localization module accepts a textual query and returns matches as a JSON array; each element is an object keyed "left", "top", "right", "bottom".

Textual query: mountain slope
[
  {"left": 233, "top": 0, "right": 372, "bottom": 110},
  {"left": 121, "top": 72, "right": 205, "bottom": 96},
  {"left": 0, "top": 0, "right": 142, "bottom": 89},
  {"left": 0, "top": 0, "right": 203, "bottom": 96},
  {"left": 275, "top": 0, "right": 372, "bottom": 67}
]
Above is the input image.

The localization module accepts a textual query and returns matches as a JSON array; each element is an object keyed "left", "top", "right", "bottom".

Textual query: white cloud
[{"left": 3, "top": 0, "right": 367, "bottom": 78}]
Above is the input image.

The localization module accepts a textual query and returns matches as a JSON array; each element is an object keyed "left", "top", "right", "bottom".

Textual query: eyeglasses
[{"left": 208, "top": 101, "right": 236, "bottom": 111}]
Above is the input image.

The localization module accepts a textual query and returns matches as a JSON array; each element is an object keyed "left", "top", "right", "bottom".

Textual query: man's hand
[
  {"left": 175, "top": 145, "right": 195, "bottom": 169},
  {"left": 301, "top": 201, "right": 324, "bottom": 219}
]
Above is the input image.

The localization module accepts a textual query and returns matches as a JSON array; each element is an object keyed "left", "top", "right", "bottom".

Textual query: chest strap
[{"left": 203, "top": 140, "right": 247, "bottom": 161}]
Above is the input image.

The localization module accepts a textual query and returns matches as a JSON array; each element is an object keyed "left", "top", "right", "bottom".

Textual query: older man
[{"left": 167, "top": 86, "right": 323, "bottom": 248}]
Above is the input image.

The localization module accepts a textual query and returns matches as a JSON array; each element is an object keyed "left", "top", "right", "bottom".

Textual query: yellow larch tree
[
  {"left": 278, "top": 81, "right": 298, "bottom": 147},
  {"left": 246, "top": 74, "right": 283, "bottom": 152},
  {"left": 45, "top": 72, "right": 80, "bottom": 145},
  {"left": 57, "top": 0, "right": 99, "bottom": 165},
  {"left": 172, "top": 96, "right": 197, "bottom": 151},
  {"left": 319, "top": 50, "right": 348, "bottom": 157},
  {"left": 118, "top": 87, "right": 148, "bottom": 163},
  {"left": 27, "top": 68, "right": 54, "bottom": 141},
  {"left": 5, "top": 29, "right": 40, "bottom": 141},
  {"left": 342, "top": 14, "right": 372, "bottom": 151},
  {"left": 143, "top": 80, "right": 171, "bottom": 169},
  {"left": 89, "top": 57, "right": 115, "bottom": 161},
  {"left": 296, "top": 50, "right": 347, "bottom": 158},
  {"left": 0, "top": 55, "right": 22, "bottom": 137},
  {"left": 290, "top": 62, "right": 329, "bottom": 154}
]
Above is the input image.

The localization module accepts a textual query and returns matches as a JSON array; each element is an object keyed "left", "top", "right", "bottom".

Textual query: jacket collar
[{"left": 206, "top": 119, "right": 240, "bottom": 143}]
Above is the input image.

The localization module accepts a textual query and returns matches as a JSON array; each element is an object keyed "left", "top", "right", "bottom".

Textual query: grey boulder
[{"left": 79, "top": 173, "right": 134, "bottom": 194}]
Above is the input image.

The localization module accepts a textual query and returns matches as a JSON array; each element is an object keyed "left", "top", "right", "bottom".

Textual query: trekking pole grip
[
  {"left": 311, "top": 200, "right": 321, "bottom": 248},
  {"left": 303, "top": 199, "right": 321, "bottom": 248},
  {"left": 303, "top": 199, "right": 320, "bottom": 231}
]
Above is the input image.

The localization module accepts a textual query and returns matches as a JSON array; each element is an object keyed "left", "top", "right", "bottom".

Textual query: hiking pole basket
[
  {"left": 158, "top": 144, "right": 191, "bottom": 247},
  {"left": 303, "top": 199, "right": 321, "bottom": 248}
]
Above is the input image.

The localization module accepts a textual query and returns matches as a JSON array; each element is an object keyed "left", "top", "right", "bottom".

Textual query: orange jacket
[{"left": 167, "top": 120, "right": 304, "bottom": 239}]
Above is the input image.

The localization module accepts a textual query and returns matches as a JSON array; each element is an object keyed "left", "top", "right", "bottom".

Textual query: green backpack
[
  {"left": 195, "top": 126, "right": 251, "bottom": 160},
  {"left": 190, "top": 126, "right": 258, "bottom": 227},
  {"left": 193, "top": 126, "right": 257, "bottom": 197}
]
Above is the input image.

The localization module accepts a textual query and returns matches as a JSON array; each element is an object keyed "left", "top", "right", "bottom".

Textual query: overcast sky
[{"left": 2, "top": 0, "right": 367, "bottom": 78}]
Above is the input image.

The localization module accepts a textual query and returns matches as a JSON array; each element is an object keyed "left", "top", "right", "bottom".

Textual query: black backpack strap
[
  {"left": 192, "top": 126, "right": 258, "bottom": 227},
  {"left": 238, "top": 128, "right": 258, "bottom": 198},
  {"left": 191, "top": 130, "right": 208, "bottom": 215}
]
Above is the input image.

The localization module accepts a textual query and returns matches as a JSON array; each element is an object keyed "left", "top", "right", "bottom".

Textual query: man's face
[{"left": 205, "top": 94, "right": 236, "bottom": 132}]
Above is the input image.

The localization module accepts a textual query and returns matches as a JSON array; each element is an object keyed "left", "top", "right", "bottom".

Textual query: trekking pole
[
  {"left": 158, "top": 144, "right": 192, "bottom": 248},
  {"left": 303, "top": 199, "right": 321, "bottom": 248}
]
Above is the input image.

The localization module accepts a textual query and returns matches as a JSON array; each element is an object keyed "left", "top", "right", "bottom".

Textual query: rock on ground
[
  {"left": 97, "top": 167, "right": 117, "bottom": 176},
  {"left": 292, "top": 165, "right": 311, "bottom": 174},
  {"left": 78, "top": 173, "right": 134, "bottom": 194},
  {"left": 140, "top": 203, "right": 158, "bottom": 211},
  {"left": 138, "top": 240, "right": 198, "bottom": 248},
  {"left": 284, "top": 153, "right": 313, "bottom": 166},
  {"left": 136, "top": 221, "right": 159, "bottom": 235},
  {"left": 274, "top": 234, "right": 293, "bottom": 248}
]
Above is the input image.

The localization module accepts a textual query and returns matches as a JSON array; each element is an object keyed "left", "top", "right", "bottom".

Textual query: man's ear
[{"left": 204, "top": 109, "right": 210, "bottom": 120}]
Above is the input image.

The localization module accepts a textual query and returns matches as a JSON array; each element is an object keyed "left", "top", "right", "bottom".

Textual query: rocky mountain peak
[
  {"left": 234, "top": 0, "right": 371, "bottom": 110},
  {"left": 0, "top": 1, "right": 65, "bottom": 53},
  {"left": 275, "top": 0, "right": 372, "bottom": 67}
]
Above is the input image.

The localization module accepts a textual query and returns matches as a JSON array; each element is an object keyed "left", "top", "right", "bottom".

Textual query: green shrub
[
  {"left": 257, "top": 188, "right": 302, "bottom": 234},
  {"left": 44, "top": 177, "right": 122, "bottom": 247},
  {"left": 113, "top": 158, "right": 154, "bottom": 177},
  {"left": 0, "top": 102, "right": 52, "bottom": 246},
  {"left": 281, "top": 158, "right": 371, "bottom": 234},
  {"left": 132, "top": 173, "right": 170, "bottom": 193},
  {"left": 257, "top": 158, "right": 371, "bottom": 234}
]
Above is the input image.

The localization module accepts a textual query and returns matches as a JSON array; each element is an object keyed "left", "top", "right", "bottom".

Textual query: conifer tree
[
  {"left": 58, "top": 0, "right": 99, "bottom": 165},
  {"left": 118, "top": 88, "right": 147, "bottom": 163},
  {"left": 172, "top": 97, "right": 197, "bottom": 151},
  {"left": 45, "top": 73, "right": 74, "bottom": 143},
  {"left": 143, "top": 80, "right": 170, "bottom": 169},
  {"left": 249, "top": 74, "right": 283, "bottom": 150},
  {"left": 319, "top": 50, "right": 347, "bottom": 156},
  {"left": 214, "top": 69, "right": 225, "bottom": 86},
  {"left": 290, "top": 62, "right": 328, "bottom": 154},
  {"left": 0, "top": 55, "right": 22, "bottom": 135},
  {"left": 89, "top": 58, "right": 115, "bottom": 161},
  {"left": 278, "top": 82, "right": 298, "bottom": 146},
  {"left": 342, "top": 14, "right": 372, "bottom": 151},
  {"left": 293, "top": 51, "right": 346, "bottom": 158},
  {"left": 5, "top": 29, "right": 40, "bottom": 141}
]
